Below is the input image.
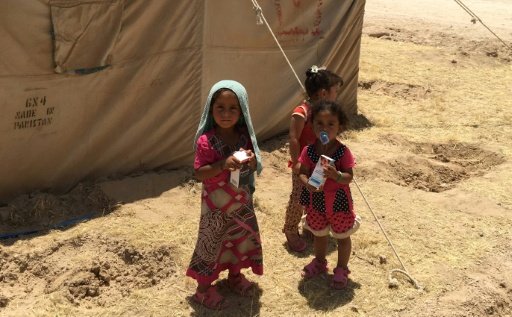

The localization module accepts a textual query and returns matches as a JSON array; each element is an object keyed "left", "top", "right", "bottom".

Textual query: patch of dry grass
[{"left": 358, "top": 36, "right": 512, "bottom": 145}]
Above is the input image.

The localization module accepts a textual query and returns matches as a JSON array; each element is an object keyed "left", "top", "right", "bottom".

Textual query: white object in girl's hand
[
  {"left": 230, "top": 150, "right": 250, "bottom": 188},
  {"left": 308, "top": 155, "right": 334, "bottom": 189},
  {"left": 233, "top": 150, "right": 250, "bottom": 163},
  {"left": 230, "top": 169, "right": 241, "bottom": 187}
]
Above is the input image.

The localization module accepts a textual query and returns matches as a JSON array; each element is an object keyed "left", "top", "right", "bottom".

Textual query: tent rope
[
  {"left": 250, "top": 0, "right": 421, "bottom": 289},
  {"left": 353, "top": 180, "right": 422, "bottom": 289},
  {"left": 453, "top": 0, "right": 512, "bottom": 53},
  {"left": 251, "top": 0, "right": 305, "bottom": 92}
]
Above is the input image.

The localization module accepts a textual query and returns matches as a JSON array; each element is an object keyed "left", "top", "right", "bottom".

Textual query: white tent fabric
[{"left": 0, "top": 0, "right": 365, "bottom": 202}]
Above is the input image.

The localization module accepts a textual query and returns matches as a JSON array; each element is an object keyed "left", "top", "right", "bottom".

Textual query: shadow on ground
[
  {"left": 188, "top": 280, "right": 263, "bottom": 317},
  {"left": 298, "top": 274, "right": 360, "bottom": 311}
]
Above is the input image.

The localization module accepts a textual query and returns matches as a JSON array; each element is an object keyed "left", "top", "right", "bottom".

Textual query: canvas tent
[{"left": 0, "top": 0, "right": 365, "bottom": 202}]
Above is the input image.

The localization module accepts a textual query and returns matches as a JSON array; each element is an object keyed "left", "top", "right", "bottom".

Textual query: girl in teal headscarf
[{"left": 186, "top": 80, "right": 263, "bottom": 310}]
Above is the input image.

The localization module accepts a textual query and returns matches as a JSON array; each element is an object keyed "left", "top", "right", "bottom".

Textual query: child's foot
[
  {"left": 192, "top": 285, "right": 228, "bottom": 310},
  {"left": 227, "top": 273, "right": 255, "bottom": 297},
  {"left": 331, "top": 266, "right": 350, "bottom": 289},
  {"left": 302, "top": 258, "right": 328, "bottom": 278},
  {"left": 285, "top": 231, "right": 307, "bottom": 252}
]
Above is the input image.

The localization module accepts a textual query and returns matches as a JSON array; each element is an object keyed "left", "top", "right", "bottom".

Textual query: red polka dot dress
[{"left": 299, "top": 142, "right": 360, "bottom": 238}]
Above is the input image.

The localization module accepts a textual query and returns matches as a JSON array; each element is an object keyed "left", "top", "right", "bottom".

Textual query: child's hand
[
  {"left": 305, "top": 182, "right": 323, "bottom": 192},
  {"left": 223, "top": 155, "right": 242, "bottom": 171},
  {"left": 323, "top": 164, "right": 339, "bottom": 181},
  {"left": 239, "top": 148, "right": 254, "bottom": 161},
  {"left": 239, "top": 148, "right": 257, "bottom": 170}
]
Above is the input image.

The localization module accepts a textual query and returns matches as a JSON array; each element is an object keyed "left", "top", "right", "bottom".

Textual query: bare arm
[
  {"left": 324, "top": 165, "right": 354, "bottom": 184},
  {"left": 298, "top": 161, "right": 310, "bottom": 185},
  {"left": 194, "top": 159, "right": 227, "bottom": 181},
  {"left": 298, "top": 160, "right": 321, "bottom": 192},
  {"left": 194, "top": 155, "right": 244, "bottom": 181},
  {"left": 289, "top": 114, "right": 305, "bottom": 172}
]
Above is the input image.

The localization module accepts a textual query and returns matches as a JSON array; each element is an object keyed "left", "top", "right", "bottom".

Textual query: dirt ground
[{"left": 1, "top": 1, "right": 512, "bottom": 316}]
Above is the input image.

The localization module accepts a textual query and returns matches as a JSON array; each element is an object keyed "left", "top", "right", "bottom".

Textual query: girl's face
[
  {"left": 313, "top": 109, "right": 340, "bottom": 143},
  {"left": 212, "top": 90, "right": 241, "bottom": 130}
]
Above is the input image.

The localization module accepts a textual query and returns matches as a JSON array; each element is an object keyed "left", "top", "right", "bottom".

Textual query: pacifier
[{"left": 319, "top": 131, "right": 329, "bottom": 145}]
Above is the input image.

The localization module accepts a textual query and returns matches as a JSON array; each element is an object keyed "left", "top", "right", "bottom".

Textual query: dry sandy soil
[{"left": 1, "top": 1, "right": 512, "bottom": 316}]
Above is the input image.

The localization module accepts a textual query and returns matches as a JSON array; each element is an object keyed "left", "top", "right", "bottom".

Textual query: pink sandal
[
  {"left": 331, "top": 267, "right": 351, "bottom": 289},
  {"left": 302, "top": 258, "right": 328, "bottom": 279},
  {"left": 193, "top": 286, "right": 228, "bottom": 310},
  {"left": 285, "top": 231, "right": 307, "bottom": 253},
  {"left": 228, "top": 273, "right": 255, "bottom": 296}
]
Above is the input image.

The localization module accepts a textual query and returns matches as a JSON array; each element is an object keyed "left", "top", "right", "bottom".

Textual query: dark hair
[
  {"left": 209, "top": 88, "right": 246, "bottom": 127},
  {"left": 210, "top": 88, "right": 237, "bottom": 108},
  {"left": 310, "top": 100, "right": 349, "bottom": 127},
  {"left": 304, "top": 67, "right": 343, "bottom": 98}
]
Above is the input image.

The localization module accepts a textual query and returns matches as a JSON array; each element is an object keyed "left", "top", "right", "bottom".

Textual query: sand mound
[
  {"left": 0, "top": 233, "right": 176, "bottom": 307},
  {"left": 0, "top": 183, "right": 117, "bottom": 237}
]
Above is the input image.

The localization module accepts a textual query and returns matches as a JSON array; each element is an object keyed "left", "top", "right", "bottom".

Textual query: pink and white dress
[
  {"left": 299, "top": 142, "right": 360, "bottom": 239},
  {"left": 186, "top": 129, "right": 263, "bottom": 285}
]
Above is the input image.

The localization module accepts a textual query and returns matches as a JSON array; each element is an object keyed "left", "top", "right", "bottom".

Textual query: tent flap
[{"left": 50, "top": 0, "right": 123, "bottom": 73}]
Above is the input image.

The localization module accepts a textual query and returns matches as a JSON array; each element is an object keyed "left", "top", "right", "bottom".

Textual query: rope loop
[
  {"left": 388, "top": 269, "right": 422, "bottom": 290},
  {"left": 353, "top": 179, "right": 422, "bottom": 290},
  {"left": 251, "top": 0, "right": 264, "bottom": 25}
]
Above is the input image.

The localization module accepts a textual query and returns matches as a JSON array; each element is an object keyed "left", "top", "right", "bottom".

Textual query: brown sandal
[
  {"left": 285, "top": 231, "right": 307, "bottom": 252},
  {"left": 228, "top": 273, "right": 255, "bottom": 297},
  {"left": 192, "top": 285, "right": 228, "bottom": 310}
]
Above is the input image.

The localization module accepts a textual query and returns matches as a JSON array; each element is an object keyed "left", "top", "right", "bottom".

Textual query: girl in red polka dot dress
[{"left": 298, "top": 100, "right": 361, "bottom": 289}]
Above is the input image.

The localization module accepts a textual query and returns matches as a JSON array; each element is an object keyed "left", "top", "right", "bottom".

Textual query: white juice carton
[
  {"left": 230, "top": 150, "right": 250, "bottom": 188},
  {"left": 308, "top": 155, "right": 335, "bottom": 189}
]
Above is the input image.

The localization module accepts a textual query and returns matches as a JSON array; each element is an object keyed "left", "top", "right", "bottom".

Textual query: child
[
  {"left": 284, "top": 65, "right": 343, "bottom": 252},
  {"left": 298, "top": 100, "right": 360, "bottom": 289},
  {"left": 186, "top": 80, "right": 263, "bottom": 309}
]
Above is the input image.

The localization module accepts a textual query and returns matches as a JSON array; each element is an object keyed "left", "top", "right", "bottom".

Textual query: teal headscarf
[{"left": 193, "top": 80, "right": 263, "bottom": 175}]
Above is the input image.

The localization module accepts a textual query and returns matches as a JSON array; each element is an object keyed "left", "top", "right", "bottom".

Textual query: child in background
[
  {"left": 284, "top": 65, "right": 343, "bottom": 252},
  {"left": 187, "top": 80, "right": 263, "bottom": 309},
  {"left": 298, "top": 100, "right": 360, "bottom": 289}
]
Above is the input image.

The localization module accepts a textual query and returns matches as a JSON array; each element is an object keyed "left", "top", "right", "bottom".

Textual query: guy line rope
[
  {"left": 453, "top": 0, "right": 512, "bottom": 53},
  {"left": 250, "top": 0, "right": 422, "bottom": 290}
]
